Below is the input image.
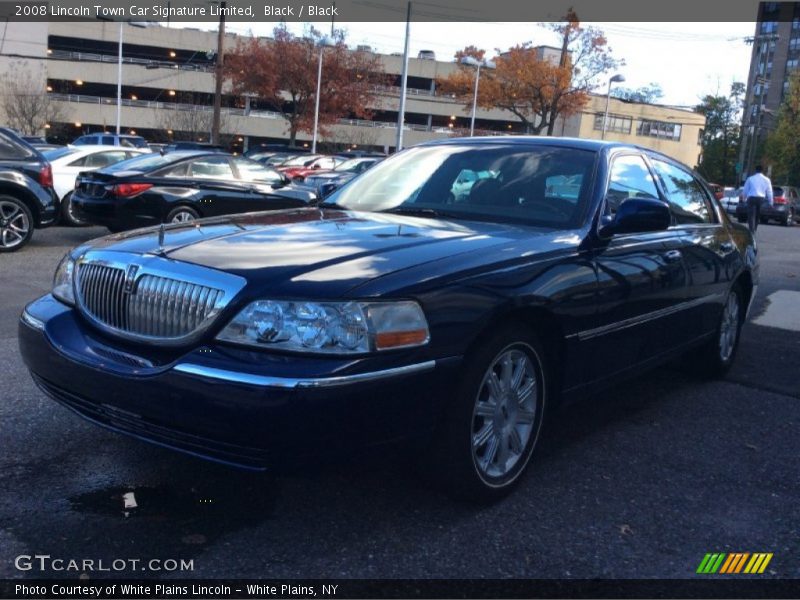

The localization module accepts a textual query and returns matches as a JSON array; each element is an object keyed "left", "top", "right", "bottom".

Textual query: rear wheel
[
  {"left": 166, "top": 206, "right": 199, "bottom": 224},
  {"left": 0, "top": 195, "right": 34, "bottom": 252},
  {"left": 424, "top": 325, "right": 548, "bottom": 502}
]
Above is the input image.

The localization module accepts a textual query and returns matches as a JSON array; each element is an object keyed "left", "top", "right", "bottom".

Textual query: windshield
[
  {"left": 324, "top": 144, "right": 596, "bottom": 228},
  {"left": 334, "top": 158, "right": 373, "bottom": 173},
  {"left": 101, "top": 152, "right": 175, "bottom": 173},
  {"left": 43, "top": 147, "right": 79, "bottom": 161}
]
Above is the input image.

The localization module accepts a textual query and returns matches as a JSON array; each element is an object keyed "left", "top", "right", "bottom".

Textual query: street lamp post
[
  {"left": 602, "top": 73, "right": 625, "bottom": 140},
  {"left": 460, "top": 56, "right": 496, "bottom": 137},
  {"left": 311, "top": 36, "right": 334, "bottom": 154}
]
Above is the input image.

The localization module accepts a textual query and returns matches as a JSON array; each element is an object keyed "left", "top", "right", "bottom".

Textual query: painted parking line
[{"left": 752, "top": 290, "right": 800, "bottom": 332}]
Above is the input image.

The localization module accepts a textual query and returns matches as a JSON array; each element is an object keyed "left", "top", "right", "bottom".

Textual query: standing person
[{"left": 742, "top": 165, "right": 774, "bottom": 233}]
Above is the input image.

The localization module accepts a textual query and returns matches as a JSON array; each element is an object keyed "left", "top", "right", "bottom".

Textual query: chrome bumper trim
[
  {"left": 172, "top": 360, "right": 437, "bottom": 389},
  {"left": 20, "top": 310, "right": 45, "bottom": 331}
]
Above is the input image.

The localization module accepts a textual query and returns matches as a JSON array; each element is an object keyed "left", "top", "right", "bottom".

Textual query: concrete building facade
[{"left": 0, "top": 21, "right": 703, "bottom": 165}]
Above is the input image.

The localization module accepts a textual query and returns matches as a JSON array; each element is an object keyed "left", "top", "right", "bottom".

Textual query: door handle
[{"left": 664, "top": 249, "right": 682, "bottom": 263}]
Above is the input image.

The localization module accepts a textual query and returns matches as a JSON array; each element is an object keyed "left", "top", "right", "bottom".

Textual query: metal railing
[
  {"left": 51, "top": 93, "right": 517, "bottom": 136},
  {"left": 49, "top": 49, "right": 214, "bottom": 72}
]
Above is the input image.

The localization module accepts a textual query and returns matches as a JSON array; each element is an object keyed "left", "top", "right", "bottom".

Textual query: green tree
[
  {"left": 695, "top": 82, "right": 745, "bottom": 186},
  {"left": 765, "top": 71, "right": 800, "bottom": 185}
]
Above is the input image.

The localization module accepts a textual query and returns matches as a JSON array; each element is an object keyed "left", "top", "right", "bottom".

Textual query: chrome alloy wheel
[
  {"left": 0, "top": 199, "right": 31, "bottom": 250},
  {"left": 170, "top": 210, "right": 196, "bottom": 223},
  {"left": 471, "top": 345, "right": 539, "bottom": 481},
  {"left": 719, "top": 290, "right": 740, "bottom": 363}
]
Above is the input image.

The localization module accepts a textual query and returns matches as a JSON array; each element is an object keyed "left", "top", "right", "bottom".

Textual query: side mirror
[
  {"left": 599, "top": 197, "right": 671, "bottom": 237},
  {"left": 313, "top": 164, "right": 321, "bottom": 170},
  {"left": 318, "top": 182, "right": 338, "bottom": 198}
]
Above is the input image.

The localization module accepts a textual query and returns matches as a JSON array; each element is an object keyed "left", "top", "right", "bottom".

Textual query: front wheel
[
  {"left": 59, "top": 192, "right": 89, "bottom": 227},
  {"left": 686, "top": 285, "right": 744, "bottom": 377},
  {"left": 425, "top": 325, "right": 549, "bottom": 502},
  {"left": 0, "top": 195, "right": 34, "bottom": 252},
  {"left": 783, "top": 210, "right": 794, "bottom": 227}
]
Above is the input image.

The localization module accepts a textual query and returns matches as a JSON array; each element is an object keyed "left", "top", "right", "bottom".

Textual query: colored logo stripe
[
  {"left": 697, "top": 553, "right": 726, "bottom": 574},
  {"left": 744, "top": 553, "right": 773, "bottom": 574},
  {"left": 697, "top": 553, "right": 773, "bottom": 575}
]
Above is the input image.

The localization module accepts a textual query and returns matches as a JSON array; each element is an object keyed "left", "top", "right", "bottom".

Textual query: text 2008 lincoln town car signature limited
[{"left": 19, "top": 138, "right": 757, "bottom": 500}]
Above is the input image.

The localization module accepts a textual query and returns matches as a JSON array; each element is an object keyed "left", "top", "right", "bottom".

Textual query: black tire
[
  {"left": 59, "top": 192, "right": 89, "bottom": 227},
  {"left": 0, "top": 194, "right": 34, "bottom": 253},
  {"left": 423, "top": 324, "right": 549, "bottom": 503},
  {"left": 685, "top": 284, "right": 744, "bottom": 378},
  {"left": 783, "top": 210, "right": 794, "bottom": 227},
  {"left": 165, "top": 206, "right": 200, "bottom": 224}
]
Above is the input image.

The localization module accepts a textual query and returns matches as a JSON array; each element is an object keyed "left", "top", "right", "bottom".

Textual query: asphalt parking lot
[{"left": 1, "top": 222, "right": 799, "bottom": 581}]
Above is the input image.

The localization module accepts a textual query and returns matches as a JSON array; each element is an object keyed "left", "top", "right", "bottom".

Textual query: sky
[{"left": 198, "top": 21, "right": 758, "bottom": 107}]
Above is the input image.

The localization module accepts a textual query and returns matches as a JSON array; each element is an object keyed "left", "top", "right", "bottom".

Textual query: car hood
[{"left": 75, "top": 208, "right": 576, "bottom": 298}]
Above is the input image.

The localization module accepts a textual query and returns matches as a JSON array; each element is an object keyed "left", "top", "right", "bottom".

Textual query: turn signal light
[{"left": 375, "top": 329, "right": 429, "bottom": 350}]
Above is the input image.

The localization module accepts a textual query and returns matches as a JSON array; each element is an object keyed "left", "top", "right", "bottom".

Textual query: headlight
[
  {"left": 52, "top": 254, "right": 76, "bottom": 305},
  {"left": 216, "top": 300, "right": 429, "bottom": 354}
]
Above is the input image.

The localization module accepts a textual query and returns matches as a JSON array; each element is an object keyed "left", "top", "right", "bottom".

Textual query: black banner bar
[
  {"left": 0, "top": 0, "right": 784, "bottom": 22},
  {"left": 3, "top": 579, "right": 800, "bottom": 599}
]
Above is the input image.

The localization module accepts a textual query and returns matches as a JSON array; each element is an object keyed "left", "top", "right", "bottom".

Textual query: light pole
[
  {"left": 602, "top": 73, "right": 625, "bottom": 140},
  {"left": 311, "top": 36, "right": 335, "bottom": 154},
  {"left": 460, "top": 56, "right": 495, "bottom": 137}
]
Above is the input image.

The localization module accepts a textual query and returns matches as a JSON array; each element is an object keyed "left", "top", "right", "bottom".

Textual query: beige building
[{"left": 0, "top": 21, "right": 703, "bottom": 164}]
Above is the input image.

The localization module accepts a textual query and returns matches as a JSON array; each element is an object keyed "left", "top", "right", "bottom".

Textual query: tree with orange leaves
[
  {"left": 439, "top": 11, "right": 621, "bottom": 136},
  {"left": 225, "top": 25, "right": 385, "bottom": 147}
]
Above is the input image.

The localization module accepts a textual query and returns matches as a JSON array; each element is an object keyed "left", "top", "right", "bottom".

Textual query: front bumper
[{"left": 19, "top": 295, "right": 459, "bottom": 470}]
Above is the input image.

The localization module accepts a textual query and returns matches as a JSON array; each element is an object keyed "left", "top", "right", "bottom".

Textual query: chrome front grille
[{"left": 76, "top": 260, "right": 229, "bottom": 343}]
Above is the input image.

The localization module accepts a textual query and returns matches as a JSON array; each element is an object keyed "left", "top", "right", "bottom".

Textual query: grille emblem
[{"left": 123, "top": 265, "right": 140, "bottom": 294}]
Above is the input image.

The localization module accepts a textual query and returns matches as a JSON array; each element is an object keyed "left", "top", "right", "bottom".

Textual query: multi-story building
[
  {"left": 0, "top": 21, "right": 703, "bottom": 165},
  {"left": 740, "top": 2, "right": 800, "bottom": 173}
]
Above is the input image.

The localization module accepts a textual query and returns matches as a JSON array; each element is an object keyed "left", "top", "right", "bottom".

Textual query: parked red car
[{"left": 278, "top": 155, "right": 347, "bottom": 181}]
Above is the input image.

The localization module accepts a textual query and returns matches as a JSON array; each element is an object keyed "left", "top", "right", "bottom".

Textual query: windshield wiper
[{"left": 383, "top": 206, "right": 453, "bottom": 218}]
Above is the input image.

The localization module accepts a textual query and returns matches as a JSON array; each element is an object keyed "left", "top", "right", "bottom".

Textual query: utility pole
[
  {"left": 395, "top": 1, "right": 411, "bottom": 152},
  {"left": 116, "top": 22, "right": 123, "bottom": 135},
  {"left": 739, "top": 33, "right": 778, "bottom": 179},
  {"left": 211, "top": 0, "right": 226, "bottom": 145}
]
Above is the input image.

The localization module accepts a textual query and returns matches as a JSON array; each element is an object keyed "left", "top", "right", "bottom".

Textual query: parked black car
[
  {"left": 735, "top": 185, "right": 799, "bottom": 226},
  {"left": 302, "top": 156, "right": 384, "bottom": 197},
  {"left": 19, "top": 138, "right": 757, "bottom": 501},
  {"left": 70, "top": 151, "right": 316, "bottom": 231},
  {"left": 0, "top": 127, "right": 59, "bottom": 252}
]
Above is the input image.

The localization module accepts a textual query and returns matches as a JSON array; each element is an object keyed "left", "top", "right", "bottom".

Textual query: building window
[
  {"left": 788, "top": 58, "right": 799, "bottom": 70},
  {"left": 637, "top": 119, "right": 682, "bottom": 141},
  {"left": 760, "top": 21, "right": 778, "bottom": 34},
  {"left": 790, "top": 37, "right": 800, "bottom": 51},
  {"left": 793, "top": 17, "right": 800, "bottom": 29},
  {"left": 593, "top": 113, "right": 632, "bottom": 134}
]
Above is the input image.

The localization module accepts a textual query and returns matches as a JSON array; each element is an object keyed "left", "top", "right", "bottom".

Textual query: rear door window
[{"left": 188, "top": 156, "right": 235, "bottom": 180}]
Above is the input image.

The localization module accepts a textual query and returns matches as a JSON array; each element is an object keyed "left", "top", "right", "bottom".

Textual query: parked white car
[
  {"left": 42, "top": 145, "right": 150, "bottom": 225},
  {"left": 720, "top": 187, "right": 742, "bottom": 215}
]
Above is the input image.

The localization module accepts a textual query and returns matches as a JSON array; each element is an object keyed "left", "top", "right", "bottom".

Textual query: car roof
[{"left": 422, "top": 135, "right": 653, "bottom": 153}]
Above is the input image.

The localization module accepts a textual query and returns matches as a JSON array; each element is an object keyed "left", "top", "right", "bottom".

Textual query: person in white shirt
[{"left": 742, "top": 165, "right": 774, "bottom": 233}]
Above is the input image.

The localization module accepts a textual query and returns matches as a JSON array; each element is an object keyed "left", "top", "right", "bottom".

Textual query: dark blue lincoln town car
[{"left": 19, "top": 138, "right": 757, "bottom": 501}]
